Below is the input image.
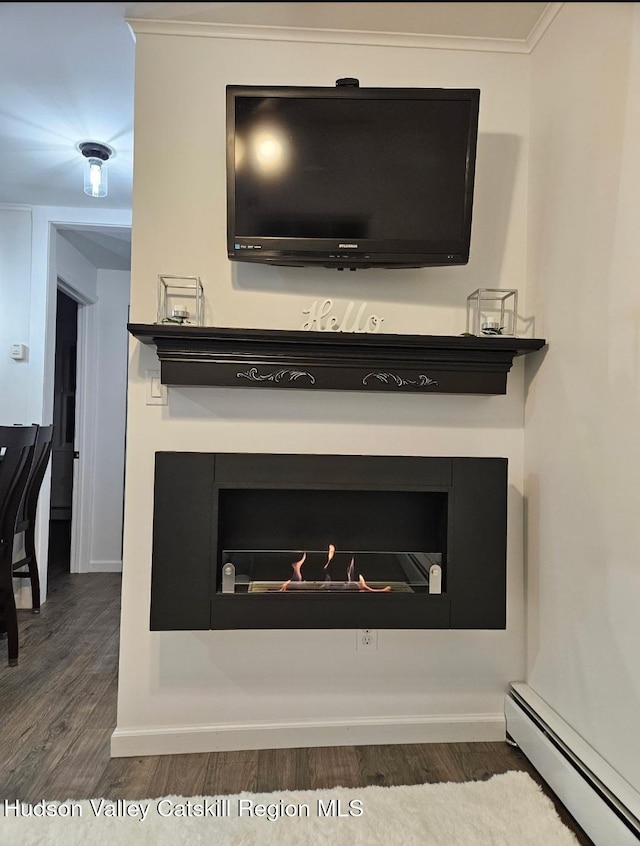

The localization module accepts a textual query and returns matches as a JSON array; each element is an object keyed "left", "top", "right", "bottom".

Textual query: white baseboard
[
  {"left": 12, "top": 580, "right": 33, "bottom": 610},
  {"left": 88, "top": 560, "right": 122, "bottom": 573},
  {"left": 111, "top": 712, "right": 505, "bottom": 758},
  {"left": 12, "top": 536, "right": 33, "bottom": 609},
  {"left": 506, "top": 683, "right": 640, "bottom": 845}
]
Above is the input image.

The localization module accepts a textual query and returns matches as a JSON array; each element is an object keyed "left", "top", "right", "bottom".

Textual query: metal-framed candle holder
[
  {"left": 466, "top": 288, "right": 518, "bottom": 337},
  {"left": 157, "top": 275, "right": 204, "bottom": 326}
]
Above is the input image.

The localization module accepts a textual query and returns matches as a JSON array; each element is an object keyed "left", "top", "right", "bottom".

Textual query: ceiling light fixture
[{"left": 79, "top": 141, "right": 113, "bottom": 198}]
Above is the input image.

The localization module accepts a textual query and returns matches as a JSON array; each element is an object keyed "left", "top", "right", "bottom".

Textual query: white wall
[
  {"left": 89, "top": 268, "right": 130, "bottom": 571},
  {"left": 57, "top": 231, "right": 98, "bottom": 304},
  {"left": 525, "top": 3, "right": 640, "bottom": 794},
  {"left": 0, "top": 206, "right": 32, "bottom": 425},
  {"left": 2, "top": 205, "right": 131, "bottom": 605},
  {"left": 115, "top": 28, "right": 532, "bottom": 754}
]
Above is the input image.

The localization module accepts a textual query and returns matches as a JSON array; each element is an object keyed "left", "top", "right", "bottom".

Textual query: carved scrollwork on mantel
[
  {"left": 363, "top": 372, "right": 439, "bottom": 388},
  {"left": 237, "top": 367, "right": 316, "bottom": 385}
]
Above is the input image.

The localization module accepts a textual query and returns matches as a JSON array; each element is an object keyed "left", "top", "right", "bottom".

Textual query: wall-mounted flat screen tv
[{"left": 226, "top": 81, "right": 480, "bottom": 270}]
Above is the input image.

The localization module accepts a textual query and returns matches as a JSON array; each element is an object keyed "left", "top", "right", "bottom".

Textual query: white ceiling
[
  {"left": 0, "top": 2, "right": 553, "bottom": 215},
  {"left": 0, "top": 3, "right": 135, "bottom": 210}
]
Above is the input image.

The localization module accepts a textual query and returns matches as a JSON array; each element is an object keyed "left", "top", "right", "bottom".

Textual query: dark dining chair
[
  {"left": 12, "top": 424, "right": 54, "bottom": 613},
  {"left": 0, "top": 425, "right": 38, "bottom": 666}
]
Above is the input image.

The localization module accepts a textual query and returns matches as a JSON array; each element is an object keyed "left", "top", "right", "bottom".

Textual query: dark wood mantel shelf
[{"left": 128, "top": 323, "right": 546, "bottom": 396}]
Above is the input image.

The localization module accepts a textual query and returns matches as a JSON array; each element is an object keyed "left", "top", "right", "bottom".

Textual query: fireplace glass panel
[
  {"left": 221, "top": 550, "right": 442, "bottom": 594},
  {"left": 217, "top": 488, "right": 447, "bottom": 596}
]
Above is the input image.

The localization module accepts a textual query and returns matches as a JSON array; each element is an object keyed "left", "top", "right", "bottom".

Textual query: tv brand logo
[{"left": 338, "top": 243, "right": 358, "bottom": 249}]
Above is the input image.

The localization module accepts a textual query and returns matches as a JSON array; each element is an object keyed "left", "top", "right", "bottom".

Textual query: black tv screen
[{"left": 226, "top": 83, "right": 480, "bottom": 270}]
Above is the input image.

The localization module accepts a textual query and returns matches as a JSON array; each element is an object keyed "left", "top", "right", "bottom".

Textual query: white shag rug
[{"left": 0, "top": 771, "right": 580, "bottom": 846}]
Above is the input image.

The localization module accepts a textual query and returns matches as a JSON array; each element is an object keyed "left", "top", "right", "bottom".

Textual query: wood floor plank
[
  {"left": 149, "top": 752, "right": 210, "bottom": 798},
  {"left": 444, "top": 741, "right": 520, "bottom": 783},
  {"left": 256, "top": 747, "right": 311, "bottom": 793},
  {"left": 93, "top": 755, "right": 163, "bottom": 801},
  {"left": 308, "top": 745, "right": 362, "bottom": 790},
  {"left": 0, "top": 713, "right": 98, "bottom": 803},
  {"left": 354, "top": 743, "right": 420, "bottom": 787},
  {"left": 27, "top": 728, "right": 113, "bottom": 803},
  {"left": 202, "top": 750, "right": 259, "bottom": 796},
  {"left": 399, "top": 742, "right": 463, "bottom": 784},
  {"left": 84, "top": 676, "right": 119, "bottom": 731},
  {"left": 0, "top": 649, "right": 114, "bottom": 775}
]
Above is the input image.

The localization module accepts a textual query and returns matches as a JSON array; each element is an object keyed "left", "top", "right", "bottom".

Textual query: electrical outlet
[{"left": 357, "top": 628, "right": 377, "bottom": 652}]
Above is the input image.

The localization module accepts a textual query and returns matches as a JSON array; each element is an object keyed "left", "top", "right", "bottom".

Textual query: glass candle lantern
[
  {"left": 157, "top": 275, "right": 204, "bottom": 326},
  {"left": 466, "top": 288, "right": 518, "bottom": 337}
]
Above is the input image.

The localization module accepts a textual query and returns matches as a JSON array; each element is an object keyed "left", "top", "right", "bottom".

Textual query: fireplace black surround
[{"left": 150, "top": 453, "right": 507, "bottom": 631}]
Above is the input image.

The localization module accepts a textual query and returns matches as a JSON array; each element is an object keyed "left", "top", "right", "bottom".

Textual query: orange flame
[
  {"left": 277, "top": 549, "right": 392, "bottom": 593},
  {"left": 323, "top": 543, "right": 336, "bottom": 570},
  {"left": 280, "top": 552, "right": 307, "bottom": 591},
  {"left": 292, "top": 552, "right": 306, "bottom": 581},
  {"left": 358, "top": 574, "right": 391, "bottom": 593}
]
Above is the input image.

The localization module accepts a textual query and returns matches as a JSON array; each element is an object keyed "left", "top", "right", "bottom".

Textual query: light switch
[{"left": 145, "top": 370, "right": 168, "bottom": 405}]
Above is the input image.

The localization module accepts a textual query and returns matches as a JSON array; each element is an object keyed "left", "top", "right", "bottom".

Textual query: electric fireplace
[{"left": 150, "top": 453, "right": 507, "bottom": 631}]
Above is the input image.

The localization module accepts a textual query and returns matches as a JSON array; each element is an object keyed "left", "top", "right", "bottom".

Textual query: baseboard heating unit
[{"left": 505, "top": 683, "right": 640, "bottom": 846}]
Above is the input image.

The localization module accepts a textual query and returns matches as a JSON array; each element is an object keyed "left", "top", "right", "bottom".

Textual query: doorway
[{"left": 48, "top": 288, "right": 78, "bottom": 576}]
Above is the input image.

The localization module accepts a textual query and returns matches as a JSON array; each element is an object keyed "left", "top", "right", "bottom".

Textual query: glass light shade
[{"left": 83, "top": 156, "right": 107, "bottom": 198}]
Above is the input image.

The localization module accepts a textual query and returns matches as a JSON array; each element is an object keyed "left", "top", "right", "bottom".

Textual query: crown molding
[
  {"left": 0, "top": 203, "right": 33, "bottom": 213},
  {"left": 127, "top": 17, "right": 538, "bottom": 55},
  {"left": 526, "top": 3, "right": 564, "bottom": 52}
]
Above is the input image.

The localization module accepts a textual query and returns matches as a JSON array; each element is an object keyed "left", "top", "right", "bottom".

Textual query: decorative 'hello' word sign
[{"left": 301, "top": 299, "right": 384, "bottom": 333}]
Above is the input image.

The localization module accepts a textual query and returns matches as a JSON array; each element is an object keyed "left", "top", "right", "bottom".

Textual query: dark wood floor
[{"left": 0, "top": 545, "right": 593, "bottom": 845}]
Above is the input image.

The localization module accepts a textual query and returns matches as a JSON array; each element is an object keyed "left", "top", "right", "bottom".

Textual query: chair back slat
[
  {"left": 0, "top": 425, "right": 38, "bottom": 665},
  {"left": 0, "top": 426, "right": 38, "bottom": 551},
  {"left": 15, "top": 425, "right": 54, "bottom": 531}
]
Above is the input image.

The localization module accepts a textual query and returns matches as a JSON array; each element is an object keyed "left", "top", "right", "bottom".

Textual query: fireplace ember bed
[{"left": 150, "top": 453, "right": 507, "bottom": 631}]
